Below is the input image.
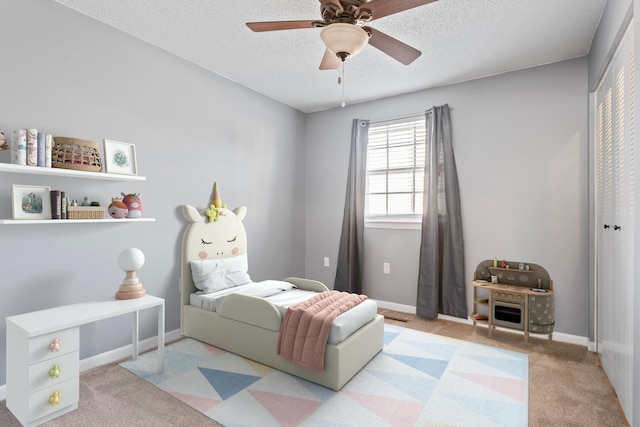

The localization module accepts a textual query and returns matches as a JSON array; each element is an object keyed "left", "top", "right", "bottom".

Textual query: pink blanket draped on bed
[{"left": 277, "top": 290, "right": 368, "bottom": 371}]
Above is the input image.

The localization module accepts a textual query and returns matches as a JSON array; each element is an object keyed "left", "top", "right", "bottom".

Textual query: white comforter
[{"left": 190, "top": 280, "right": 377, "bottom": 344}]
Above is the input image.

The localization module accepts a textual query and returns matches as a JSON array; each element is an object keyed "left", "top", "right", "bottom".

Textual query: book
[
  {"left": 61, "top": 191, "right": 67, "bottom": 219},
  {"left": 11, "top": 129, "right": 27, "bottom": 165},
  {"left": 26, "top": 128, "right": 37, "bottom": 166},
  {"left": 50, "top": 190, "right": 62, "bottom": 220},
  {"left": 45, "top": 134, "right": 53, "bottom": 168},
  {"left": 37, "top": 132, "right": 46, "bottom": 167}
]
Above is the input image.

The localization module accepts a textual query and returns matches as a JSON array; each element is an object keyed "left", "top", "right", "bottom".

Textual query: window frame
[{"left": 365, "top": 114, "right": 426, "bottom": 228}]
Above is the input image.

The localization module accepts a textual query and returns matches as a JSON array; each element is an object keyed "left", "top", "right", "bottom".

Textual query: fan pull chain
[{"left": 339, "top": 61, "right": 346, "bottom": 108}]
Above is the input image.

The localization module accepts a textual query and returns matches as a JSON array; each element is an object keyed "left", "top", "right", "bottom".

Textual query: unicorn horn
[{"left": 212, "top": 182, "right": 222, "bottom": 208}]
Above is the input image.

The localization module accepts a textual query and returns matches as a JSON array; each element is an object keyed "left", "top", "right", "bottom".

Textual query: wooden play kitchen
[{"left": 470, "top": 259, "right": 554, "bottom": 343}]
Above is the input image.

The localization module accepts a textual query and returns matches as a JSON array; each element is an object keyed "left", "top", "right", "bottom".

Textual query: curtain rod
[{"left": 369, "top": 107, "right": 452, "bottom": 124}]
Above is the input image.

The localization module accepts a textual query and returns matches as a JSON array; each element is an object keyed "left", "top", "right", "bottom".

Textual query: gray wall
[
  {"left": 305, "top": 58, "right": 590, "bottom": 338},
  {"left": 0, "top": 1, "right": 306, "bottom": 386}
]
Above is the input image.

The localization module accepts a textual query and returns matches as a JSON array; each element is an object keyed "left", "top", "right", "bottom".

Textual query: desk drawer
[
  {"left": 29, "top": 327, "right": 79, "bottom": 364},
  {"left": 28, "top": 377, "right": 79, "bottom": 421},
  {"left": 28, "top": 351, "right": 79, "bottom": 393}
]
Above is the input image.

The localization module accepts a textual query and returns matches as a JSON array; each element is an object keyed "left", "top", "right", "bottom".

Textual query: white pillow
[{"left": 190, "top": 254, "right": 251, "bottom": 293}]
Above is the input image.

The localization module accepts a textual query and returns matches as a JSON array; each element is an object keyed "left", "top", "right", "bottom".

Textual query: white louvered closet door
[{"left": 595, "top": 21, "right": 634, "bottom": 425}]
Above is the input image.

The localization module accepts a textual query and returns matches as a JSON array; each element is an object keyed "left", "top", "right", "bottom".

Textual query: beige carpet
[{"left": 0, "top": 311, "right": 629, "bottom": 426}]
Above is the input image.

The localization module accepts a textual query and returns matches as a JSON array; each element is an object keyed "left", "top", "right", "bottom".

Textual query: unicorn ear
[
  {"left": 234, "top": 206, "right": 247, "bottom": 222},
  {"left": 182, "top": 205, "right": 201, "bottom": 223}
]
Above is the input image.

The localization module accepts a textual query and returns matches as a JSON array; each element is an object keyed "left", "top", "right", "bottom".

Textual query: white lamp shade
[
  {"left": 320, "top": 23, "right": 369, "bottom": 58},
  {"left": 118, "top": 248, "right": 145, "bottom": 272}
]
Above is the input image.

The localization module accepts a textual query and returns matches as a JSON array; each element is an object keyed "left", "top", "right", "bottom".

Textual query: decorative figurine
[
  {"left": 121, "top": 192, "right": 143, "bottom": 218},
  {"left": 108, "top": 197, "right": 128, "bottom": 219}
]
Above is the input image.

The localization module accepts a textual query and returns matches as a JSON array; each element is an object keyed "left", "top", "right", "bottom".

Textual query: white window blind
[{"left": 366, "top": 115, "right": 425, "bottom": 220}]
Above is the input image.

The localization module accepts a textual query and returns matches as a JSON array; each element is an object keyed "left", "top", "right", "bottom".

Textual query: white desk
[{"left": 6, "top": 295, "right": 165, "bottom": 427}]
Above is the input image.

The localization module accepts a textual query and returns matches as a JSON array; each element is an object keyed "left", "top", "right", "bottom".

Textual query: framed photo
[
  {"left": 104, "top": 139, "right": 138, "bottom": 175},
  {"left": 12, "top": 185, "right": 52, "bottom": 220}
]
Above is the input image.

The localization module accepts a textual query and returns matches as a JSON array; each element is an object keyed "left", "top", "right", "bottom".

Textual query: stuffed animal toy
[
  {"left": 122, "top": 192, "right": 143, "bottom": 218},
  {"left": 108, "top": 197, "right": 128, "bottom": 219}
]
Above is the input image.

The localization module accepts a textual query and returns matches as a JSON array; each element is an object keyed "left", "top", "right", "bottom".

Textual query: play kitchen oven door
[{"left": 492, "top": 293, "right": 525, "bottom": 330}]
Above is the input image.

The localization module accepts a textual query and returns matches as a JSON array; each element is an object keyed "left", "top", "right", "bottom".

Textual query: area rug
[{"left": 121, "top": 324, "right": 528, "bottom": 426}]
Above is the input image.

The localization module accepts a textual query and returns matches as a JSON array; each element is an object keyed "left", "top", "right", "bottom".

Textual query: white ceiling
[{"left": 52, "top": 0, "right": 606, "bottom": 113}]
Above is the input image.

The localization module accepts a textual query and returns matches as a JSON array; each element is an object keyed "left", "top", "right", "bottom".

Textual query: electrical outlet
[
  {"left": 324, "top": 257, "right": 330, "bottom": 267},
  {"left": 383, "top": 263, "right": 390, "bottom": 274}
]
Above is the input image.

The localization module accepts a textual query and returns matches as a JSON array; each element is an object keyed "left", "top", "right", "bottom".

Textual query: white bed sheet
[{"left": 190, "top": 280, "right": 377, "bottom": 344}]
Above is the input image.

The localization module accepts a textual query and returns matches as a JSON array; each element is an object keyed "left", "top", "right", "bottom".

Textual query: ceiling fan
[{"left": 246, "top": 0, "right": 438, "bottom": 70}]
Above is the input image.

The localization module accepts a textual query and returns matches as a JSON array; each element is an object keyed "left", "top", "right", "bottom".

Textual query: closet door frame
[{"left": 592, "top": 20, "right": 635, "bottom": 425}]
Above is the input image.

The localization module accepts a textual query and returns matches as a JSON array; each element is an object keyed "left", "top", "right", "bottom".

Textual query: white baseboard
[
  {"left": 0, "top": 329, "right": 182, "bottom": 402},
  {"left": 375, "top": 300, "right": 591, "bottom": 349},
  {"left": 78, "top": 328, "right": 182, "bottom": 373},
  {"left": 375, "top": 300, "right": 417, "bottom": 314}
]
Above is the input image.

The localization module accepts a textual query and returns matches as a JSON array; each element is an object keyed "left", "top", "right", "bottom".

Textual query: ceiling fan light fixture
[{"left": 320, "top": 23, "right": 369, "bottom": 61}]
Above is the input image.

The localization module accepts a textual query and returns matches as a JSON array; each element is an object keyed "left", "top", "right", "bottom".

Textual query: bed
[{"left": 179, "top": 203, "right": 384, "bottom": 391}]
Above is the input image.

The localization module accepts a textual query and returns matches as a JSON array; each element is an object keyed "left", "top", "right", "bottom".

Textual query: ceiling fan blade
[
  {"left": 319, "top": 49, "right": 341, "bottom": 70},
  {"left": 246, "top": 20, "right": 317, "bottom": 32},
  {"left": 359, "top": 0, "right": 438, "bottom": 21},
  {"left": 365, "top": 26, "right": 421, "bottom": 65}
]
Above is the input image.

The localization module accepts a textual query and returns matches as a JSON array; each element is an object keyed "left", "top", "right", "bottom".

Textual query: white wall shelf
[
  {"left": 0, "top": 218, "right": 155, "bottom": 225},
  {"left": 1, "top": 162, "right": 154, "bottom": 223},
  {"left": 0, "top": 163, "right": 146, "bottom": 181}
]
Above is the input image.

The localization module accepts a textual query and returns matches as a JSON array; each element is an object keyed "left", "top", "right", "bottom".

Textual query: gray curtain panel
[
  {"left": 334, "top": 119, "right": 369, "bottom": 294},
  {"left": 417, "top": 105, "right": 467, "bottom": 319}
]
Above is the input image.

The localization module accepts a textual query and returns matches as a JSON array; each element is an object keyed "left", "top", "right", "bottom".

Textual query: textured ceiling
[{"left": 52, "top": 0, "right": 606, "bottom": 113}]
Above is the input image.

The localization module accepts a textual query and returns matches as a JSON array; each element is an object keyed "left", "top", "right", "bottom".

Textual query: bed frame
[{"left": 179, "top": 205, "right": 383, "bottom": 391}]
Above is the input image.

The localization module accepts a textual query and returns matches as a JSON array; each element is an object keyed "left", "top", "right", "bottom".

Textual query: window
[{"left": 366, "top": 115, "right": 426, "bottom": 222}]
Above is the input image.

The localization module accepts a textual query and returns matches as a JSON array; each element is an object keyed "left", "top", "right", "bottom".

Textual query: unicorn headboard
[
  {"left": 181, "top": 205, "right": 248, "bottom": 262},
  {"left": 179, "top": 183, "right": 249, "bottom": 320}
]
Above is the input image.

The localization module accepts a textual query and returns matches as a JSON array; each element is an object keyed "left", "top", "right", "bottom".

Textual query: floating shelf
[
  {"left": 0, "top": 163, "right": 146, "bottom": 181},
  {"left": 0, "top": 218, "right": 155, "bottom": 225},
  {"left": 0, "top": 162, "right": 153, "bottom": 224}
]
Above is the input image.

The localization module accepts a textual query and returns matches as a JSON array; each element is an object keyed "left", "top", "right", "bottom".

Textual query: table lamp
[{"left": 115, "top": 248, "right": 146, "bottom": 299}]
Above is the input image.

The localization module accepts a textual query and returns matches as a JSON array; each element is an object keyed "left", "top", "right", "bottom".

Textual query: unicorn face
[{"left": 181, "top": 205, "right": 248, "bottom": 261}]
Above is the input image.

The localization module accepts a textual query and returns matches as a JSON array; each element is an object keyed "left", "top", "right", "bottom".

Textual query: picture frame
[
  {"left": 104, "top": 139, "right": 138, "bottom": 175},
  {"left": 12, "top": 184, "right": 52, "bottom": 220}
]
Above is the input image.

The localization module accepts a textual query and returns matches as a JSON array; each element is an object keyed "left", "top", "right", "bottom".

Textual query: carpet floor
[
  {"left": 0, "top": 311, "right": 629, "bottom": 426},
  {"left": 120, "top": 324, "right": 529, "bottom": 426}
]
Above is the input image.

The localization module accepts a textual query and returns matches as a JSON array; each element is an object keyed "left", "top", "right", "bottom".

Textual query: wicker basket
[
  {"left": 67, "top": 206, "right": 105, "bottom": 219},
  {"left": 52, "top": 137, "right": 103, "bottom": 172}
]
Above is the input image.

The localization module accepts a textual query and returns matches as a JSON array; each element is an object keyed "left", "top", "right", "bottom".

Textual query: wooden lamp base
[{"left": 115, "top": 287, "right": 146, "bottom": 300}]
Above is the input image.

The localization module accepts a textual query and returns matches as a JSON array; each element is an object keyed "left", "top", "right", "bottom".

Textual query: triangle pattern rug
[{"left": 121, "top": 324, "right": 528, "bottom": 426}]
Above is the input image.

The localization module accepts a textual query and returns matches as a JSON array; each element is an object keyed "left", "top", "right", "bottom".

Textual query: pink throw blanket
[{"left": 277, "top": 290, "right": 368, "bottom": 371}]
